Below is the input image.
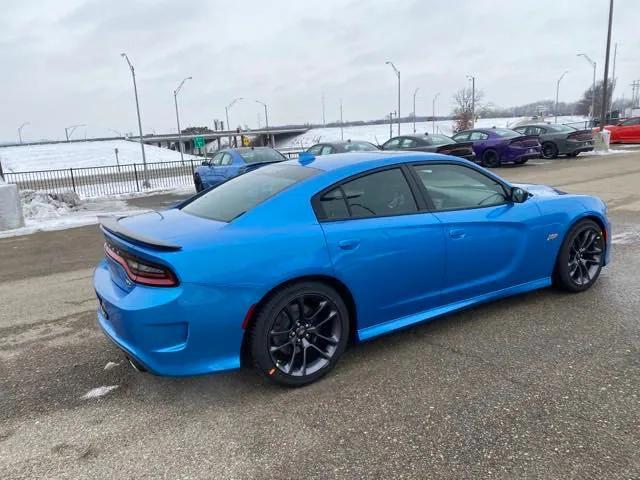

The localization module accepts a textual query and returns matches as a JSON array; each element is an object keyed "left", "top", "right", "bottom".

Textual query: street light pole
[
  {"left": 577, "top": 53, "right": 597, "bottom": 120},
  {"left": 386, "top": 61, "right": 401, "bottom": 135},
  {"left": 412, "top": 87, "right": 420, "bottom": 132},
  {"left": 599, "top": 0, "right": 615, "bottom": 131},
  {"left": 18, "top": 122, "right": 29, "bottom": 144},
  {"left": 173, "top": 76, "right": 192, "bottom": 163},
  {"left": 432, "top": 93, "right": 440, "bottom": 134},
  {"left": 225, "top": 97, "right": 243, "bottom": 147},
  {"left": 467, "top": 75, "right": 476, "bottom": 128},
  {"left": 555, "top": 71, "right": 569, "bottom": 123},
  {"left": 255, "top": 100, "right": 270, "bottom": 146},
  {"left": 121, "top": 53, "right": 149, "bottom": 188},
  {"left": 65, "top": 124, "right": 86, "bottom": 141}
]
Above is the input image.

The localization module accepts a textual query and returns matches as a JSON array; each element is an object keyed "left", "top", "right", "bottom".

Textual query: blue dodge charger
[
  {"left": 193, "top": 147, "right": 287, "bottom": 192},
  {"left": 95, "top": 151, "right": 610, "bottom": 386}
]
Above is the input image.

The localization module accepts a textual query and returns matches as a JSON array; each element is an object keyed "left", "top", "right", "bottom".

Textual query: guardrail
[{"left": 3, "top": 150, "right": 304, "bottom": 197}]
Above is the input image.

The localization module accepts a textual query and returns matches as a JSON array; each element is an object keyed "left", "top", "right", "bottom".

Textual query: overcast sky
[{"left": 1, "top": 0, "right": 638, "bottom": 142}]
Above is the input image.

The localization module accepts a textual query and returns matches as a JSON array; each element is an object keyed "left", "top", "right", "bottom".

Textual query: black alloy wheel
[
  {"left": 482, "top": 150, "right": 501, "bottom": 168},
  {"left": 542, "top": 142, "right": 559, "bottom": 159},
  {"left": 554, "top": 220, "right": 605, "bottom": 292},
  {"left": 250, "top": 282, "right": 349, "bottom": 386}
]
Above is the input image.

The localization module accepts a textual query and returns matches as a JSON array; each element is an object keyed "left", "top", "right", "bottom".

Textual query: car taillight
[{"left": 104, "top": 242, "right": 178, "bottom": 287}]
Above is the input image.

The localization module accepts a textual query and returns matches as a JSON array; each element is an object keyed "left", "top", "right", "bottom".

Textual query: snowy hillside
[
  {"left": 0, "top": 140, "right": 199, "bottom": 173},
  {"left": 276, "top": 116, "right": 589, "bottom": 149}
]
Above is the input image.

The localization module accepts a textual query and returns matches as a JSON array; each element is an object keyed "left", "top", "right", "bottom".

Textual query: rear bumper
[
  {"left": 502, "top": 150, "right": 541, "bottom": 163},
  {"left": 563, "top": 140, "right": 594, "bottom": 155},
  {"left": 94, "top": 259, "right": 248, "bottom": 376}
]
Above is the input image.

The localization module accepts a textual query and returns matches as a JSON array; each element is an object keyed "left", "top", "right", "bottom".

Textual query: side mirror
[
  {"left": 298, "top": 151, "right": 316, "bottom": 165},
  {"left": 201, "top": 161, "right": 208, "bottom": 166},
  {"left": 510, "top": 187, "right": 528, "bottom": 203}
]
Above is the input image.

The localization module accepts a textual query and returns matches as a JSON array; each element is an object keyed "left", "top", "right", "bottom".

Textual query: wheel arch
[
  {"left": 554, "top": 212, "right": 608, "bottom": 272},
  {"left": 240, "top": 274, "right": 358, "bottom": 365}
]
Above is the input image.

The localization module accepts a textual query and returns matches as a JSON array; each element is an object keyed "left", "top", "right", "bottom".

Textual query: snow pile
[
  {"left": 20, "top": 190, "right": 82, "bottom": 221},
  {"left": 0, "top": 139, "right": 199, "bottom": 173}
]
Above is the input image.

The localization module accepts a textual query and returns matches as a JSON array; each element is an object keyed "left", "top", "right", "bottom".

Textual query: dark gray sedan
[
  {"left": 381, "top": 133, "right": 476, "bottom": 162},
  {"left": 513, "top": 123, "right": 593, "bottom": 159}
]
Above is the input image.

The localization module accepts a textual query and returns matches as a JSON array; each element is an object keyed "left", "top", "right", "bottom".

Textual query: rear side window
[
  {"left": 238, "top": 148, "right": 286, "bottom": 164},
  {"left": 316, "top": 168, "right": 417, "bottom": 220},
  {"left": 182, "top": 164, "right": 318, "bottom": 222}
]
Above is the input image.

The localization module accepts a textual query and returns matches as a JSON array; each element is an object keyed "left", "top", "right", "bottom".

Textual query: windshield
[
  {"left": 343, "top": 141, "right": 379, "bottom": 152},
  {"left": 238, "top": 148, "right": 287, "bottom": 164},
  {"left": 429, "top": 134, "right": 454, "bottom": 146},
  {"left": 492, "top": 128, "right": 521, "bottom": 138},
  {"left": 182, "top": 164, "right": 318, "bottom": 222}
]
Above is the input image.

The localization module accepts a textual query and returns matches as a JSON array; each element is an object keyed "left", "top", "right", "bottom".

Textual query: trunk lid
[
  {"left": 436, "top": 142, "right": 474, "bottom": 157},
  {"left": 508, "top": 135, "right": 540, "bottom": 148}
]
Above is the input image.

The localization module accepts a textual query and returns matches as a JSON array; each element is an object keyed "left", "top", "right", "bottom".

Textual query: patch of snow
[
  {"left": 582, "top": 149, "right": 632, "bottom": 157},
  {"left": 0, "top": 140, "right": 199, "bottom": 173},
  {"left": 81, "top": 385, "right": 118, "bottom": 400},
  {"left": 103, "top": 361, "right": 121, "bottom": 371},
  {"left": 0, "top": 190, "right": 147, "bottom": 239}
]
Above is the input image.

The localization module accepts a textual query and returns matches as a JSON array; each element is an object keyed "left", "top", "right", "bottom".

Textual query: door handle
[
  {"left": 338, "top": 239, "right": 360, "bottom": 250},
  {"left": 449, "top": 228, "right": 466, "bottom": 239}
]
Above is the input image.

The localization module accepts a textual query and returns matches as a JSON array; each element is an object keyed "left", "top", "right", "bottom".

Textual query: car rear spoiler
[{"left": 98, "top": 215, "right": 182, "bottom": 251}]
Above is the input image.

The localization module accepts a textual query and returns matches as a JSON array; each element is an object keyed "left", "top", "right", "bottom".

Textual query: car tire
[
  {"left": 194, "top": 174, "right": 203, "bottom": 192},
  {"left": 249, "top": 281, "right": 350, "bottom": 387},
  {"left": 482, "top": 149, "right": 501, "bottom": 168},
  {"left": 553, "top": 219, "right": 605, "bottom": 293},
  {"left": 541, "top": 142, "right": 559, "bottom": 159}
]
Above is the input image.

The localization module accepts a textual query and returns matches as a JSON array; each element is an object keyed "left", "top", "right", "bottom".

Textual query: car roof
[{"left": 282, "top": 151, "right": 463, "bottom": 175}]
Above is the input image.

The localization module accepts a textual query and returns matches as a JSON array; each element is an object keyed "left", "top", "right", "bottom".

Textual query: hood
[
  {"left": 513, "top": 183, "right": 566, "bottom": 198},
  {"left": 104, "top": 208, "right": 227, "bottom": 250}
]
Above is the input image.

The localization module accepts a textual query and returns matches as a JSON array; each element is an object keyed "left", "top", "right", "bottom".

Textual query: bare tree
[{"left": 452, "top": 87, "right": 484, "bottom": 132}]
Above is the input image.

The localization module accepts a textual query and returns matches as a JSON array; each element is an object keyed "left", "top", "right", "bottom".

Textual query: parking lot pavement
[{"left": 1, "top": 153, "right": 639, "bottom": 479}]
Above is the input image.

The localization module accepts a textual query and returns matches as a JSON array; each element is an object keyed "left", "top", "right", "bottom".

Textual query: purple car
[{"left": 452, "top": 128, "right": 541, "bottom": 168}]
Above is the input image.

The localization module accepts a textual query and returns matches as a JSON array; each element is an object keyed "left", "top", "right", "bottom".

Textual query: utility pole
[
  {"left": 121, "top": 53, "right": 149, "bottom": 187},
  {"left": 467, "top": 75, "right": 476, "bottom": 128},
  {"left": 388, "top": 112, "right": 395, "bottom": 139},
  {"left": 18, "top": 122, "right": 29, "bottom": 144},
  {"left": 385, "top": 61, "right": 401, "bottom": 135},
  {"left": 173, "top": 76, "right": 192, "bottom": 163},
  {"left": 555, "top": 71, "right": 569, "bottom": 123},
  {"left": 412, "top": 87, "right": 420, "bottom": 132},
  {"left": 339, "top": 99, "right": 344, "bottom": 141},
  {"left": 610, "top": 42, "right": 618, "bottom": 117},
  {"left": 432, "top": 93, "right": 440, "bottom": 134},
  {"left": 599, "top": 0, "right": 614, "bottom": 132},
  {"left": 321, "top": 93, "right": 326, "bottom": 127}
]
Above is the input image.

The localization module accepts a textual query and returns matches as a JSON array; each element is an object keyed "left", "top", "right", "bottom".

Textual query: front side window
[
  {"left": 316, "top": 168, "right": 418, "bottom": 220},
  {"left": 400, "top": 138, "right": 417, "bottom": 148},
  {"left": 382, "top": 138, "right": 401, "bottom": 150},
  {"left": 412, "top": 164, "right": 508, "bottom": 211},
  {"left": 211, "top": 152, "right": 225, "bottom": 166},
  {"left": 182, "top": 164, "right": 318, "bottom": 222},
  {"left": 221, "top": 153, "right": 233, "bottom": 166},
  {"left": 320, "top": 145, "right": 334, "bottom": 155},
  {"left": 492, "top": 128, "right": 521, "bottom": 138},
  {"left": 429, "top": 134, "right": 454, "bottom": 146},
  {"left": 307, "top": 144, "right": 323, "bottom": 155},
  {"left": 469, "top": 131, "right": 489, "bottom": 141},
  {"left": 452, "top": 132, "right": 470, "bottom": 142}
]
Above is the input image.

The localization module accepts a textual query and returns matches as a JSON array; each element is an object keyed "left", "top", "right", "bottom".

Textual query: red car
[{"left": 599, "top": 117, "right": 640, "bottom": 143}]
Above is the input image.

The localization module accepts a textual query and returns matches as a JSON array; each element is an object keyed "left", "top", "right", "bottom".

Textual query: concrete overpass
[{"left": 0, "top": 126, "right": 309, "bottom": 151}]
